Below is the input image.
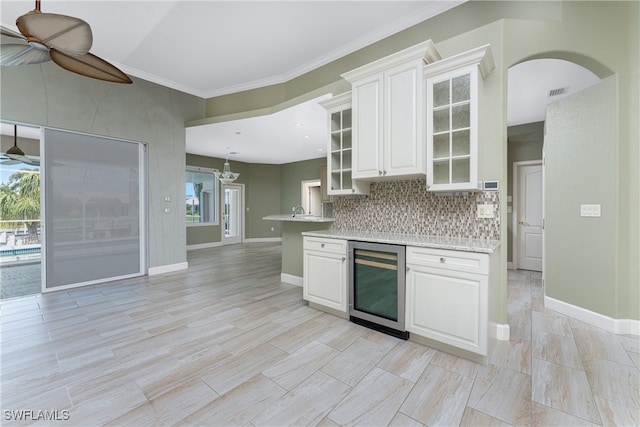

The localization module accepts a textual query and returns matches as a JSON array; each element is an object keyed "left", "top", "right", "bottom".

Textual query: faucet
[{"left": 292, "top": 206, "right": 305, "bottom": 217}]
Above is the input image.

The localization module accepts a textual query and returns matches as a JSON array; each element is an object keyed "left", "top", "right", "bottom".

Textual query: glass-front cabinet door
[
  {"left": 425, "top": 45, "right": 494, "bottom": 192},
  {"left": 427, "top": 68, "right": 477, "bottom": 190},
  {"left": 319, "top": 92, "right": 369, "bottom": 196}
]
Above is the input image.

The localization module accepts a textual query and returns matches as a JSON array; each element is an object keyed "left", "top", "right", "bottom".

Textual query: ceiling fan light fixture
[{"left": 6, "top": 125, "right": 26, "bottom": 157}]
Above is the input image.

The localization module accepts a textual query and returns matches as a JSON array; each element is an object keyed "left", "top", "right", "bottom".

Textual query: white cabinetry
[
  {"left": 319, "top": 93, "right": 369, "bottom": 195},
  {"left": 424, "top": 45, "right": 494, "bottom": 192},
  {"left": 342, "top": 40, "right": 441, "bottom": 180},
  {"left": 406, "top": 246, "right": 488, "bottom": 355},
  {"left": 303, "top": 237, "right": 348, "bottom": 313}
]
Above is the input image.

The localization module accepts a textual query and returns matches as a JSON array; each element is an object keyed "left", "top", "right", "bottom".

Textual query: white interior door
[
  {"left": 222, "top": 183, "right": 243, "bottom": 245},
  {"left": 516, "top": 162, "right": 543, "bottom": 271}
]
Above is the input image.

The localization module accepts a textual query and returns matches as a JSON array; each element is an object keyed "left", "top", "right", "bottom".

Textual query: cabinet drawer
[
  {"left": 406, "top": 246, "right": 488, "bottom": 275},
  {"left": 303, "top": 237, "right": 347, "bottom": 254}
]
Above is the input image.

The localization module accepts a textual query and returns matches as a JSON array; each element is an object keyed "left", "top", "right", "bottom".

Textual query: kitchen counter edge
[
  {"left": 263, "top": 214, "right": 335, "bottom": 223},
  {"left": 302, "top": 230, "right": 500, "bottom": 254}
]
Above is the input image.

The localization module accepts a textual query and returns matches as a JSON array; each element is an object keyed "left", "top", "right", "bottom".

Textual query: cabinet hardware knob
[
  {"left": 342, "top": 257, "right": 346, "bottom": 262},
  {"left": 321, "top": 243, "right": 325, "bottom": 248},
  {"left": 383, "top": 170, "right": 387, "bottom": 175},
  {"left": 378, "top": 170, "right": 382, "bottom": 175},
  {"left": 406, "top": 266, "right": 410, "bottom": 272},
  {"left": 440, "top": 257, "right": 446, "bottom": 263}
]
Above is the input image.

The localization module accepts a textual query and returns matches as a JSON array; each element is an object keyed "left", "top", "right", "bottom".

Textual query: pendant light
[
  {"left": 214, "top": 147, "right": 239, "bottom": 184},
  {"left": 6, "top": 125, "right": 26, "bottom": 157}
]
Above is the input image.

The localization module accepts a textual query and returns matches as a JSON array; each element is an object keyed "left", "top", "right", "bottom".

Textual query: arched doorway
[{"left": 507, "top": 58, "right": 601, "bottom": 273}]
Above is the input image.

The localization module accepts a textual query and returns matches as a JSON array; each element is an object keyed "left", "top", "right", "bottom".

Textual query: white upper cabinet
[
  {"left": 424, "top": 44, "right": 495, "bottom": 192},
  {"left": 319, "top": 92, "right": 370, "bottom": 196},
  {"left": 342, "top": 40, "right": 441, "bottom": 180}
]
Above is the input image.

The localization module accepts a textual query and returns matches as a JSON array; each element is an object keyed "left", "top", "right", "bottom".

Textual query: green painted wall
[
  {"left": 507, "top": 122, "right": 544, "bottom": 263},
  {"left": 200, "top": 1, "right": 640, "bottom": 323},
  {"left": 185, "top": 153, "right": 281, "bottom": 245},
  {"left": 545, "top": 77, "right": 618, "bottom": 317},
  {"left": 280, "top": 157, "right": 326, "bottom": 213},
  {"left": 1, "top": 64, "right": 205, "bottom": 270}
]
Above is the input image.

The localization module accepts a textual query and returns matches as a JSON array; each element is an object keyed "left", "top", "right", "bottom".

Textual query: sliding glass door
[{"left": 42, "top": 128, "right": 146, "bottom": 291}]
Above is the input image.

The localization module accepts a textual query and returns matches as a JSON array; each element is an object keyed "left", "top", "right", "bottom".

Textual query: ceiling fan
[
  {"left": 1, "top": 125, "right": 40, "bottom": 167},
  {"left": 0, "top": 0, "right": 132, "bottom": 84}
]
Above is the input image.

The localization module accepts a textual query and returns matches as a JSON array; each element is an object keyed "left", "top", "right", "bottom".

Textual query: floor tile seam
[
  {"left": 464, "top": 358, "right": 499, "bottom": 422},
  {"left": 532, "top": 400, "right": 605, "bottom": 426},
  {"left": 531, "top": 351, "right": 605, "bottom": 425},
  {"left": 462, "top": 404, "right": 515, "bottom": 427},
  {"left": 570, "top": 326, "right": 639, "bottom": 369},
  {"left": 0, "top": 310, "right": 45, "bottom": 324}
]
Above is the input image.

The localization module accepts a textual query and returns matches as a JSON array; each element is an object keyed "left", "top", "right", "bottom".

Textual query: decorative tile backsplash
[{"left": 332, "top": 179, "right": 500, "bottom": 240}]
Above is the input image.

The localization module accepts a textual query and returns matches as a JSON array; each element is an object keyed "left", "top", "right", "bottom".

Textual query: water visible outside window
[{"left": 0, "top": 164, "right": 41, "bottom": 299}]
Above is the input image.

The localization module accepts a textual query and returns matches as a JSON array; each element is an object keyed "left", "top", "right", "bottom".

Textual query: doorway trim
[
  {"left": 512, "top": 160, "right": 543, "bottom": 271},
  {"left": 221, "top": 183, "right": 244, "bottom": 245},
  {"left": 301, "top": 179, "right": 322, "bottom": 216}
]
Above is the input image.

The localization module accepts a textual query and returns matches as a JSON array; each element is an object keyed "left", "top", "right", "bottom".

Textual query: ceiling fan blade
[
  {"left": 17, "top": 12, "right": 92, "bottom": 55},
  {"left": 5, "top": 153, "right": 31, "bottom": 164},
  {"left": 1, "top": 159, "right": 22, "bottom": 165},
  {"left": 1, "top": 26, "right": 26, "bottom": 40},
  {"left": 0, "top": 44, "right": 50, "bottom": 65},
  {"left": 50, "top": 49, "right": 132, "bottom": 84}
]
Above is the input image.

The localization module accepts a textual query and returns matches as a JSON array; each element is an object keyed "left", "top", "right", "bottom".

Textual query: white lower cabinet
[
  {"left": 303, "top": 237, "right": 347, "bottom": 314},
  {"left": 406, "top": 246, "right": 488, "bottom": 355}
]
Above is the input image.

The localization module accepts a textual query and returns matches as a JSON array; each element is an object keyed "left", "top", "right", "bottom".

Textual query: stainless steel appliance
[{"left": 348, "top": 241, "right": 408, "bottom": 339}]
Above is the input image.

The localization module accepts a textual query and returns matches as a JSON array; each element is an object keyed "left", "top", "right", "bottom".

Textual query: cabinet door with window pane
[
  {"left": 424, "top": 44, "right": 494, "bottom": 192},
  {"left": 426, "top": 67, "right": 478, "bottom": 191},
  {"left": 319, "top": 92, "right": 369, "bottom": 196}
]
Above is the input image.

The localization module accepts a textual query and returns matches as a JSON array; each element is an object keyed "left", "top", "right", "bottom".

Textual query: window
[{"left": 186, "top": 166, "right": 218, "bottom": 225}]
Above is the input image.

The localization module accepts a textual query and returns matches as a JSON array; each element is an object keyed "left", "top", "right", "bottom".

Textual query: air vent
[{"left": 548, "top": 87, "right": 568, "bottom": 97}]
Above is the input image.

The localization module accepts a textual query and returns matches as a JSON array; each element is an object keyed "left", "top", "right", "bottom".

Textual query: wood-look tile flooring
[{"left": 1, "top": 243, "right": 638, "bottom": 426}]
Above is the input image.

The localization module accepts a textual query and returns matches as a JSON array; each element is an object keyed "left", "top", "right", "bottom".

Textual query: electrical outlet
[{"left": 477, "top": 204, "right": 494, "bottom": 218}]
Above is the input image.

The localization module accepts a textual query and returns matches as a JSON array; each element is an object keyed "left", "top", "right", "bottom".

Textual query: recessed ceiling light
[
  {"left": 296, "top": 123, "right": 303, "bottom": 127},
  {"left": 316, "top": 148, "right": 324, "bottom": 152},
  {"left": 304, "top": 135, "right": 310, "bottom": 139},
  {"left": 235, "top": 131, "right": 242, "bottom": 135}
]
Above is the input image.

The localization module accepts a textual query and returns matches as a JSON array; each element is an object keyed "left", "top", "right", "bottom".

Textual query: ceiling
[{"left": 1, "top": 1, "right": 601, "bottom": 165}]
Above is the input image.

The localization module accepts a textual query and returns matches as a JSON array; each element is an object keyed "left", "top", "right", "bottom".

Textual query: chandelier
[{"left": 214, "top": 148, "right": 239, "bottom": 184}]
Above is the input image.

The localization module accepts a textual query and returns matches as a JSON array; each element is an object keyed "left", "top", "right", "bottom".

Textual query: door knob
[{"left": 518, "top": 220, "right": 529, "bottom": 226}]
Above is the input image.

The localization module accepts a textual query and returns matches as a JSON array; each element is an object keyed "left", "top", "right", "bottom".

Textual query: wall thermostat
[{"left": 483, "top": 181, "right": 499, "bottom": 191}]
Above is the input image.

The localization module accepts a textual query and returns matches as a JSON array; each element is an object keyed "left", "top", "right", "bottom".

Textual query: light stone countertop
[
  {"left": 301, "top": 229, "right": 500, "bottom": 253},
  {"left": 263, "top": 214, "right": 335, "bottom": 223}
]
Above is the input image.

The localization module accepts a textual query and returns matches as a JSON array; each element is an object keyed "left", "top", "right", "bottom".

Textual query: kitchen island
[{"left": 262, "top": 215, "right": 333, "bottom": 285}]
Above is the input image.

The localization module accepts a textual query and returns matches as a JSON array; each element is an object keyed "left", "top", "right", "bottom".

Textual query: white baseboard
[
  {"left": 281, "top": 273, "right": 302, "bottom": 287},
  {"left": 148, "top": 262, "right": 189, "bottom": 276},
  {"left": 545, "top": 295, "right": 640, "bottom": 336},
  {"left": 187, "top": 242, "right": 222, "bottom": 251},
  {"left": 244, "top": 237, "right": 283, "bottom": 243},
  {"left": 491, "top": 322, "right": 511, "bottom": 341}
]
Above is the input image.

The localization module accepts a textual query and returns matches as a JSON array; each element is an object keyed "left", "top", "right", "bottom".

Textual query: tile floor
[{"left": 0, "top": 243, "right": 638, "bottom": 426}]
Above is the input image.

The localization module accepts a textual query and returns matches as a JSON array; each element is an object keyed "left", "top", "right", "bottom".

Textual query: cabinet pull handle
[{"left": 440, "top": 257, "right": 446, "bottom": 263}]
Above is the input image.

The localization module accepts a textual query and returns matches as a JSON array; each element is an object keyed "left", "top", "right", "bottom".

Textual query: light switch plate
[
  {"left": 164, "top": 196, "right": 171, "bottom": 202},
  {"left": 580, "top": 204, "right": 601, "bottom": 217},
  {"left": 477, "top": 204, "right": 495, "bottom": 218}
]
